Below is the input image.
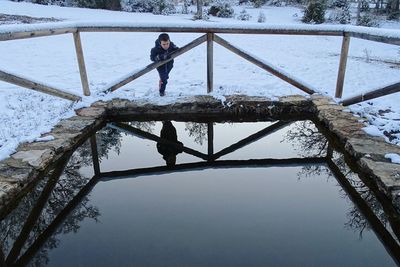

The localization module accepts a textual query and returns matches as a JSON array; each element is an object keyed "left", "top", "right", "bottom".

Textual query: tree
[
  {"left": 196, "top": 0, "right": 203, "bottom": 19},
  {"left": 387, "top": 0, "right": 400, "bottom": 19}
]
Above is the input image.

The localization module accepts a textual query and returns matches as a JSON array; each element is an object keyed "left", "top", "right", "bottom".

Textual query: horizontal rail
[
  {"left": 348, "top": 31, "right": 400, "bottom": 46},
  {"left": 341, "top": 81, "right": 400, "bottom": 106},
  {"left": 0, "top": 69, "right": 81, "bottom": 101},
  {"left": 213, "top": 34, "right": 316, "bottom": 95},
  {"left": 104, "top": 34, "right": 207, "bottom": 93},
  {"left": 78, "top": 26, "right": 343, "bottom": 36},
  {"left": 0, "top": 27, "right": 77, "bottom": 41}
]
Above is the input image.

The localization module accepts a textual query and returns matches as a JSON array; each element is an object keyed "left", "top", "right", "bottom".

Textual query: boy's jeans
[{"left": 157, "top": 63, "right": 173, "bottom": 94}]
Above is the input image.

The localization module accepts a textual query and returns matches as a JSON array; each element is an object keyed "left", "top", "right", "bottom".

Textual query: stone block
[
  {"left": 359, "top": 157, "right": 400, "bottom": 192},
  {"left": 11, "top": 149, "right": 54, "bottom": 170},
  {"left": 346, "top": 138, "right": 400, "bottom": 161}
]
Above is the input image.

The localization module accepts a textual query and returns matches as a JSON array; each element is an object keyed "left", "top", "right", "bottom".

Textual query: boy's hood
[{"left": 155, "top": 39, "right": 161, "bottom": 48}]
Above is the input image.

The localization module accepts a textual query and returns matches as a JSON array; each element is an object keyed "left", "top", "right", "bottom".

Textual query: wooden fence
[{"left": 0, "top": 24, "right": 399, "bottom": 105}]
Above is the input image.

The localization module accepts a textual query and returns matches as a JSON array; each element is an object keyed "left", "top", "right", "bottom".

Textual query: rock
[{"left": 11, "top": 149, "right": 54, "bottom": 170}]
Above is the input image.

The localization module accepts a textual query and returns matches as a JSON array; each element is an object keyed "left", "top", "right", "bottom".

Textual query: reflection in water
[
  {"left": 184, "top": 122, "right": 208, "bottom": 145},
  {"left": 0, "top": 120, "right": 400, "bottom": 266},
  {"left": 156, "top": 121, "right": 183, "bottom": 167},
  {"left": 285, "top": 121, "right": 399, "bottom": 241}
]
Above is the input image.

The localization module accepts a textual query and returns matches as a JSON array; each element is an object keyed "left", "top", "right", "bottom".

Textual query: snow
[
  {"left": 385, "top": 153, "right": 400, "bottom": 164},
  {"left": 35, "top": 135, "right": 54, "bottom": 142},
  {"left": 362, "top": 125, "right": 385, "bottom": 137},
  {"left": 0, "top": 0, "right": 400, "bottom": 160}
]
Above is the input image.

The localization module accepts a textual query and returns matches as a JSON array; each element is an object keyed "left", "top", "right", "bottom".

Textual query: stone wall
[{"left": 1, "top": 94, "right": 399, "bottom": 215}]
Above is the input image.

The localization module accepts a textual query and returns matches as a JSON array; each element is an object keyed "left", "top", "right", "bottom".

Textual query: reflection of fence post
[
  {"left": 5, "top": 156, "right": 68, "bottom": 265},
  {"left": 327, "top": 144, "right": 333, "bottom": 159},
  {"left": 0, "top": 244, "right": 5, "bottom": 267},
  {"left": 73, "top": 31, "right": 90, "bottom": 96},
  {"left": 90, "top": 135, "right": 100, "bottom": 176},
  {"left": 335, "top": 33, "right": 350, "bottom": 98},
  {"left": 207, "top": 122, "right": 214, "bottom": 161},
  {"left": 207, "top": 33, "right": 214, "bottom": 93}
]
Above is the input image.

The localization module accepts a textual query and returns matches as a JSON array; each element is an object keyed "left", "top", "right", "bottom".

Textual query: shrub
[
  {"left": 74, "top": 0, "right": 121, "bottom": 10},
  {"left": 237, "top": 9, "right": 251, "bottom": 20},
  {"left": 257, "top": 11, "right": 266, "bottom": 23},
  {"left": 121, "top": 0, "right": 175, "bottom": 14},
  {"left": 357, "top": 12, "right": 379, "bottom": 27},
  {"left": 302, "top": 0, "right": 326, "bottom": 24},
  {"left": 328, "top": 0, "right": 350, "bottom": 24},
  {"left": 208, "top": 1, "right": 235, "bottom": 18},
  {"left": 251, "top": 0, "right": 267, "bottom": 8}
]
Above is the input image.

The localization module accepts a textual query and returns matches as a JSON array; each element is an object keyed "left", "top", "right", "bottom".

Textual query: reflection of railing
[
  {"left": 0, "top": 24, "right": 399, "bottom": 104},
  {"left": 2, "top": 119, "right": 400, "bottom": 266},
  {"left": 328, "top": 159, "right": 400, "bottom": 266}
]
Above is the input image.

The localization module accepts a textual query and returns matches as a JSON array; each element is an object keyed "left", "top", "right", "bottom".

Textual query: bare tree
[{"left": 195, "top": 0, "right": 203, "bottom": 19}]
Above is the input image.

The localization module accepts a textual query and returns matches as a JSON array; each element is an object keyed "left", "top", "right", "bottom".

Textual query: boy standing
[{"left": 150, "top": 33, "right": 179, "bottom": 96}]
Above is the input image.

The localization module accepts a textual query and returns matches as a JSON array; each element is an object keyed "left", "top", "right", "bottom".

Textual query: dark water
[{"left": 1, "top": 120, "right": 399, "bottom": 267}]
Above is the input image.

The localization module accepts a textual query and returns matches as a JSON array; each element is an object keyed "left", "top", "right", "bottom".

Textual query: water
[{"left": 1, "top": 120, "right": 399, "bottom": 266}]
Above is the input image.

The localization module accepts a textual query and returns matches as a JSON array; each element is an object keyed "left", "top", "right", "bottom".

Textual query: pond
[{"left": 1, "top": 120, "right": 399, "bottom": 266}]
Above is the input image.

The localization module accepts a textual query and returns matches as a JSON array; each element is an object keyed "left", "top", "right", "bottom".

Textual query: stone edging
[{"left": 1, "top": 94, "right": 399, "bottom": 212}]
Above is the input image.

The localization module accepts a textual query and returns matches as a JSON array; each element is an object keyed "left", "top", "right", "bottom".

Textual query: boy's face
[{"left": 160, "top": 40, "right": 170, "bottom": 50}]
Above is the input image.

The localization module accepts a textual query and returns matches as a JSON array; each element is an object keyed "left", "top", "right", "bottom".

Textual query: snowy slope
[{"left": 0, "top": 0, "right": 399, "bottom": 160}]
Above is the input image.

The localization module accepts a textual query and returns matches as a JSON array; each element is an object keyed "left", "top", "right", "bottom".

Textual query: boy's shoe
[{"left": 159, "top": 90, "right": 165, "bottom": 96}]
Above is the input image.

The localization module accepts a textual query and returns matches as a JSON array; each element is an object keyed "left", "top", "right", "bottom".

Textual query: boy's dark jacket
[{"left": 150, "top": 39, "right": 179, "bottom": 70}]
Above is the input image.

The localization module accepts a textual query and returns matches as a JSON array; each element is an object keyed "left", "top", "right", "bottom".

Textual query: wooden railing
[{"left": 0, "top": 23, "right": 399, "bottom": 104}]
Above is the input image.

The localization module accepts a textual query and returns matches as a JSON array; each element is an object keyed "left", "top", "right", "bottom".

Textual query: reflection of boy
[
  {"left": 156, "top": 121, "right": 183, "bottom": 166},
  {"left": 150, "top": 33, "right": 179, "bottom": 96}
]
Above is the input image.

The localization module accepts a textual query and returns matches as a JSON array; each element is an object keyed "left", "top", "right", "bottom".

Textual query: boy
[{"left": 150, "top": 33, "right": 179, "bottom": 96}]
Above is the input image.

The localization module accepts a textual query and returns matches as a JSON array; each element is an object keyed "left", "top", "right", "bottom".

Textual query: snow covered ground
[{"left": 0, "top": 0, "right": 399, "bottom": 160}]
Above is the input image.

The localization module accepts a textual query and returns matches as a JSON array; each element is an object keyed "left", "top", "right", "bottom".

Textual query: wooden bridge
[{"left": 0, "top": 22, "right": 399, "bottom": 105}]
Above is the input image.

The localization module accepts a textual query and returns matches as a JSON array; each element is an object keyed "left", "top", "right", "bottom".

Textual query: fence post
[
  {"left": 73, "top": 31, "right": 90, "bottom": 96},
  {"left": 335, "top": 32, "right": 350, "bottom": 98},
  {"left": 207, "top": 32, "right": 214, "bottom": 93}
]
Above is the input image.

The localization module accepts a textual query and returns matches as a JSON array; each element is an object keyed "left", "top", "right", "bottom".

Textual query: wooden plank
[
  {"left": 335, "top": 33, "right": 350, "bottom": 98},
  {"left": 73, "top": 32, "right": 90, "bottom": 96},
  {"left": 348, "top": 31, "right": 400, "bottom": 46},
  {"left": 1, "top": 25, "right": 398, "bottom": 47},
  {"left": 213, "top": 34, "right": 316, "bottom": 95},
  {"left": 207, "top": 33, "right": 214, "bottom": 93},
  {"left": 77, "top": 26, "right": 343, "bottom": 36},
  {"left": 105, "top": 34, "right": 207, "bottom": 93},
  {"left": 0, "top": 27, "right": 78, "bottom": 41},
  {"left": 0, "top": 69, "right": 81, "bottom": 101},
  {"left": 341, "top": 81, "right": 400, "bottom": 106}
]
